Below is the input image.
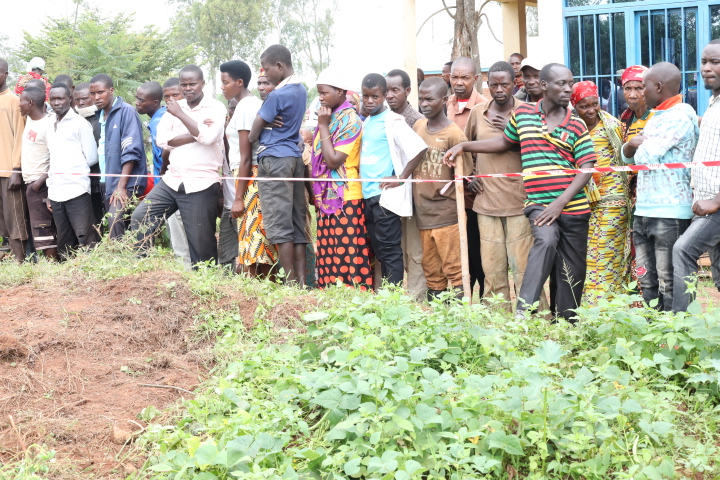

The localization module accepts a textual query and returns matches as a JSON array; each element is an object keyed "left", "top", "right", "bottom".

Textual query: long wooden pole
[{"left": 454, "top": 161, "right": 472, "bottom": 303}]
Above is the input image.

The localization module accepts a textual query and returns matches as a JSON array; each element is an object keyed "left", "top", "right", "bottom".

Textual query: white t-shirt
[
  {"left": 21, "top": 116, "right": 53, "bottom": 182},
  {"left": 226, "top": 95, "right": 262, "bottom": 169}
]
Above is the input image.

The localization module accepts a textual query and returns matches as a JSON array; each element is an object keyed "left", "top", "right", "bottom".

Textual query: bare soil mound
[{"left": 0, "top": 270, "right": 219, "bottom": 478}]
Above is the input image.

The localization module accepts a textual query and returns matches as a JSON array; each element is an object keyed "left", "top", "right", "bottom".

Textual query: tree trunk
[{"left": 451, "top": 0, "right": 484, "bottom": 91}]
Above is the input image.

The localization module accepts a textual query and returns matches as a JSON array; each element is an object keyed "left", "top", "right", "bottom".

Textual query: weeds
[
  {"left": 2, "top": 247, "right": 720, "bottom": 480},
  {"left": 136, "top": 285, "right": 720, "bottom": 480}
]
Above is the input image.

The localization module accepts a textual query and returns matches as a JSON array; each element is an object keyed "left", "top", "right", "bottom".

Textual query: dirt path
[{"left": 0, "top": 271, "right": 215, "bottom": 478}]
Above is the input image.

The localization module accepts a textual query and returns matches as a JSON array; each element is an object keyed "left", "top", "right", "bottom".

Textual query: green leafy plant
[{"left": 137, "top": 286, "right": 720, "bottom": 480}]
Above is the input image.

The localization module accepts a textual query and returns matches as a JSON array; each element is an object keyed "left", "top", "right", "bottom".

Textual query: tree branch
[
  {"left": 442, "top": 0, "right": 456, "bottom": 19},
  {"left": 417, "top": 6, "right": 457, "bottom": 36},
  {"left": 479, "top": 12, "right": 503, "bottom": 44}
]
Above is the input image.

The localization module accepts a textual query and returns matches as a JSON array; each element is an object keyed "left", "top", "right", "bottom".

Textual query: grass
[{"left": 1, "top": 244, "right": 720, "bottom": 480}]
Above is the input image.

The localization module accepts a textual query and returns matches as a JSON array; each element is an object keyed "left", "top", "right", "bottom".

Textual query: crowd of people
[{"left": 2, "top": 39, "right": 720, "bottom": 319}]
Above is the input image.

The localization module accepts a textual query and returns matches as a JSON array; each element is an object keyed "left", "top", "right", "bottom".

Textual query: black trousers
[
  {"left": 105, "top": 186, "right": 140, "bottom": 240},
  {"left": 466, "top": 208, "right": 484, "bottom": 296},
  {"left": 518, "top": 205, "right": 590, "bottom": 320},
  {"left": 364, "top": 195, "right": 404, "bottom": 285},
  {"left": 50, "top": 193, "right": 100, "bottom": 260},
  {"left": 131, "top": 180, "right": 220, "bottom": 266}
]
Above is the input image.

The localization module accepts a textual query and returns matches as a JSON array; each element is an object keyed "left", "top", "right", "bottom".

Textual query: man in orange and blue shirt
[{"left": 623, "top": 62, "right": 698, "bottom": 312}]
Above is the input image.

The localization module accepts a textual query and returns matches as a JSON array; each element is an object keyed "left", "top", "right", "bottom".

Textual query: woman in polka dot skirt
[{"left": 311, "top": 68, "right": 374, "bottom": 290}]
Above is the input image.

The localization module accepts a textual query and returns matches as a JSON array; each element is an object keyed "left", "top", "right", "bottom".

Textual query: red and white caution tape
[{"left": 5, "top": 160, "right": 719, "bottom": 183}]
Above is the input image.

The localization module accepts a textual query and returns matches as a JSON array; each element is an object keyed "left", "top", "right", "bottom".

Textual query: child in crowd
[
  {"left": 359, "top": 73, "right": 427, "bottom": 286},
  {"left": 412, "top": 78, "right": 474, "bottom": 300},
  {"left": 249, "top": 44, "right": 308, "bottom": 285}
]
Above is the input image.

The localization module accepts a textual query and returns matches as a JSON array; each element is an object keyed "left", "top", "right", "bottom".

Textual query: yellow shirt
[
  {"left": 343, "top": 138, "right": 363, "bottom": 201},
  {"left": 0, "top": 89, "right": 25, "bottom": 176}
]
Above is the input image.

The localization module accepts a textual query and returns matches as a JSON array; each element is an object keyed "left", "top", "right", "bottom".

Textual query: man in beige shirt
[
  {"left": 0, "top": 58, "right": 29, "bottom": 262},
  {"left": 447, "top": 57, "right": 488, "bottom": 131},
  {"left": 465, "top": 61, "right": 547, "bottom": 311}
]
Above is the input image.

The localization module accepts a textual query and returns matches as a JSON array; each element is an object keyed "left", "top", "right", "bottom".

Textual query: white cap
[
  {"left": 316, "top": 66, "right": 353, "bottom": 91},
  {"left": 520, "top": 58, "right": 547, "bottom": 73},
  {"left": 28, "top": 57, "right": 45, "bottom": 71}
]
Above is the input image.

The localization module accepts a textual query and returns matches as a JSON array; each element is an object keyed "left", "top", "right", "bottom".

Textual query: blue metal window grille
[{"left": 564, "top": 1, "right": 720, "bottom": 116}]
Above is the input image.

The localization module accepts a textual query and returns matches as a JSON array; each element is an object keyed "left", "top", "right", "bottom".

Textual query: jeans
[
  {"left": 518, "top": 205, "right": 590, "bottom": 321},
  {"left": 50, "top": 193, "right": 100, "bottom": 260},
  {"left": 364, "top": 195, "right": 404, "bottom": 285},
  {"left": 672, "top": 212, "right": 720, "bottom": 312},
  {"left": 131, "top": 180, "right": 221, "bottom": 266},
  {"left": 634, "top": 215, "right": 691, "bottom": 311}
]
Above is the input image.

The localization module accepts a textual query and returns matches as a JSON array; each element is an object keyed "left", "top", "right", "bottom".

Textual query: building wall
[
  {"left": 530, "top": 0, "right": 565, "bottom": 63},
  {"left": 562, "top": 0, "right": 720, "bottom": 115}
]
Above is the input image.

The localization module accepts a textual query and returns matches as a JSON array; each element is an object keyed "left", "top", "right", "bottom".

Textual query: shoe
[{"left": 426, "top": 289, "right": 446, "bottom": 302}]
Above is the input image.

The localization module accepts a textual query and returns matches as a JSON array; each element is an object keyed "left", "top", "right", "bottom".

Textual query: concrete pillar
[
  {"left": 502, "top": 0, "right": 527, "bottom": 59},
  {"left": 403, "top": 0, "right": 418, "bottom": 109},
  {"left": 536, "top": 0, "right": 565, "bottom": 64}
]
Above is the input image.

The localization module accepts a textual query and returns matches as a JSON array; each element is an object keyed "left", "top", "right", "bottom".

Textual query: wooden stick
[
  {"left": 8, "top": 415, "right": 26, "bottom": 452},
  {"left": 454, "top": 161, "right": 472, "bottom": 303},
  {"left": 137, "top": 383, "right": 195, "bottom": 395},
  {"left": 51, "top": 399, "right": 89, "bottom": 416}
]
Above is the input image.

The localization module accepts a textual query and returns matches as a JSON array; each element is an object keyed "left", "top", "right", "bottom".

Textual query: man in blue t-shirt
[
  {"left": 249, "top": 44, "right": 308, "bottom": 286},
  {"left": 359, "top": 74, "right": 427, "bottom": 286}
]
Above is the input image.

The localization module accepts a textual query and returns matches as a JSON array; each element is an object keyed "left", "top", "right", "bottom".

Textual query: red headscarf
[
  {"left": 570, "top": 80, "right": 598, "bottom": 107},
  {"left": 621, "top": 65, "right": 647, "bottom": 86}
]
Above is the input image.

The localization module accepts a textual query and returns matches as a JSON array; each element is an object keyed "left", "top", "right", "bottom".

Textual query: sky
[{"left": 0, "top": 0, "right": 512, "bottom": 91}]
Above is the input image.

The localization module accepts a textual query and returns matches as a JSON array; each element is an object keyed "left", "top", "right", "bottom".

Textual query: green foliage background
[{"left": 13, "top": 8, "right": 195, "bottom": 102}]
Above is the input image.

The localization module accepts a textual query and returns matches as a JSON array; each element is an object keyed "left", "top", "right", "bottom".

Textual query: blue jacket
[{"left": 97, "top": 96, "right": 147, "bottom": 197}]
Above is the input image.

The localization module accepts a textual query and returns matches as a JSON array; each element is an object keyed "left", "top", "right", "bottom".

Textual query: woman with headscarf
[
  {"left": 346, "top": 90, "right": 365, "bottom": 121},
  {"left": 14, "top": 57, "right": 50, "bottom": 98},
  {"left": 312, "top": 67, "right": 373, "bottom": 290},
  {"left": 619, "top": 65, "right": 654, "bottom": 303},
  {"left": 572, "top": 81, "right": 631, "bottom": 304},
  {"left": 619, "top": 66, "right": 654, "bottom": 142}
]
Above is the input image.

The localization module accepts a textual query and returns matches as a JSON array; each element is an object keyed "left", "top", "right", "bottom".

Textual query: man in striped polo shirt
[{"left": 444, "top": 63, "right": 597, "bottom": 322}]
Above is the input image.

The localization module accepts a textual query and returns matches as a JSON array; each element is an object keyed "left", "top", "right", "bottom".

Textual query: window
[
  {"left": 637, "top": 7, "right": 699, "bottom": 111},
  {"left": 566, "top": 12, "right": 625, "bottom": 115}
]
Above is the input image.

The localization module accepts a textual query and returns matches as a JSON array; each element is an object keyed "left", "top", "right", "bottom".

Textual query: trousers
[
  {"left": 634, "top": 215, "right": 690, "bottom": 311},
  {"left": 402, "top": 215, "right": 426, "bottom": 300},
  {"left": 478, "top": 213, "right": 547, "bottom": 311},
  {"left": 50, "top": 193, "right": 100, "bottom": 260},
  {"left": 365, "top": 195, "right": 404, "bottom": 285},
  {"left": 672, "top": 212, "right": 720, "bottom": 312},
  {"left": 518, "top": 205, "right": 590, "bottom": 320},
  {"left": 131, "top": 180, "right": 221, "bottom": 266}
]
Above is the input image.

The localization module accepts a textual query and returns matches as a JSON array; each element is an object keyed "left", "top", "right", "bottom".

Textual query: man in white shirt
[
  {"left": 131, "top": 65, "right": 227, "bottom": 266},
  {"left": 46, "top": 83, "right": 100, "bottom": 259},
  {"left": 20, "top": 86, "right": 58, "bottom": 259}
]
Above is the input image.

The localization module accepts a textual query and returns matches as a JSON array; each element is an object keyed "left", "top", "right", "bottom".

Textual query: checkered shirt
[{"left": 692, "top": 94, "right": 720, "bottom": 201}]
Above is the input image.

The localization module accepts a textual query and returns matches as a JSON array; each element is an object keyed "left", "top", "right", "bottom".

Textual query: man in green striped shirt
[{"left": 444, "top": 64, "right": 596, "bottom": 322}]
